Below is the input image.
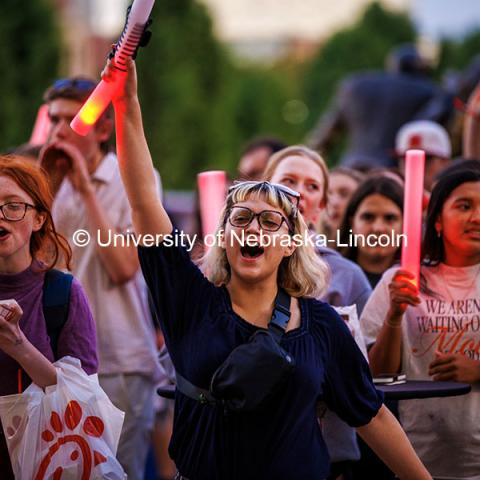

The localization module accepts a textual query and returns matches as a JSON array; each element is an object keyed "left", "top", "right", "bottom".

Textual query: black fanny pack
[{"left": 176, "top": 289, "right": 295, "bottom": 413}]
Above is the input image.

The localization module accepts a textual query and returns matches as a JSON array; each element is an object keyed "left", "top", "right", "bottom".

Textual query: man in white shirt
[{"left": 40, "top": 77, "right": 162, "bottom": 480}]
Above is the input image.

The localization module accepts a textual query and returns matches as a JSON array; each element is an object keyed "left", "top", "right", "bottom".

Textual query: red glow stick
[
  {"left": 197, "top": 171, "right": 227, "bottom": 241},
  {"left": 29, "top": 104, "right": 51, "bottom": 146},
  {"left": 70, "top": 0, "right": 155, "bottom": 136},
  {"left": 401, "top": 149, "right": 425, "bottom": 287}
]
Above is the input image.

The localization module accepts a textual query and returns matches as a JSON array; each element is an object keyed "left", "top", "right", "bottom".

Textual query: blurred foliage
[
  {"left": 137, "top": 0, "right": 299, "bottom": 188},
  {"left": 0, "top": 0, "right": 60, "bottom": 151},
  {"left": 2, "top": 0, "right": 480, "bottom": 187},
  {"left": 437, "top": 30, "right": 480, "bottom": 73},
  {"left": 436, "top": 30, "right": 480, "bottom": 106},
  {"left": 136, "top": 0, "right": 225, "bottom": 188},
  {"left": 206, "top": 65, "right": 301, "bottom": 172},
  {"left": 119, "top": 0, "right": 480, "bottom": 186}
]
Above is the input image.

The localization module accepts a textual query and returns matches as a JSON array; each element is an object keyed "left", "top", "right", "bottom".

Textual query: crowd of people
[{"left": 0, "top": 40, "right": 479, "bottom": 480}]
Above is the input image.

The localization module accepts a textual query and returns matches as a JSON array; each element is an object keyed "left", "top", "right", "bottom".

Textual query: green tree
[
  {"left": 137, "top": 0, "right": 302, "bottom": 187},
  {"left": 437, "top": 30, "right": 480, "bottom": 76},
  {"left": 207, "top": 63, "right": 302, "bottom": 175},
  {"left": 0, "top": 0, "right": 60, "bottom": 151},
  {"left": 137, "top": 0, "right": 228, "bottom": 188}
]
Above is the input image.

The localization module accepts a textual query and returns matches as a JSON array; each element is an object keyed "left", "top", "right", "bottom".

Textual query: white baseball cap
[{"left": 396, "top": 120, "right": 451, "bottom": 159}]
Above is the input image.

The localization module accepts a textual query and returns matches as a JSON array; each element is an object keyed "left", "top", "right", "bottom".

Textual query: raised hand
[
  {"left": 101, "top": 57, "right": 138, "bottom": 105},
  {"left": 0, "top": 300, "right": 24, "bottom": 351},
  {"left": 387, "top": 269, "right": 421, "bottom": 321},
  {"left": 40, "top": 141, "right": 93, "bottom": 196},
  {"left": 39, "top": 143, "right": 72, "bottom": 196}
]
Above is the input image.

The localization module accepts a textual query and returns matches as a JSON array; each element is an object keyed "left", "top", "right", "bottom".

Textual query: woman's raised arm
[{"left": 111, "top": 58, "right": 172, "bottom": 241}]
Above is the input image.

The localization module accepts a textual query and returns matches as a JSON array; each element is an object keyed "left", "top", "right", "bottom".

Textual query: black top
[{"left": 139, "top": 230, "right": 383, "bottom": 480}]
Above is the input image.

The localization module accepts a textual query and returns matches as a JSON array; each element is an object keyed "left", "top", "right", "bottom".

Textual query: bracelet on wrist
[{"left": 385, "top": 318, "right": 402, "bottom": 328}]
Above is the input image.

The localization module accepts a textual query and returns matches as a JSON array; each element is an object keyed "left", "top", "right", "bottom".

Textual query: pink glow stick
[
  {"left": 197, "top": 171, "right": 227, "bottom": 241},
  {"left": 70, "top": 0, "right": 155, "bottom": 136},
  {"left": 29, "top": 104, "right": 51, "bottom": 146},
  {"left": 401, "top": 149, "right": 425, "bottom": 287}
]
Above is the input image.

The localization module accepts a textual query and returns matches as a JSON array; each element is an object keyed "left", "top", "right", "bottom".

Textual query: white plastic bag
[
  {"left": 0, "top": 356, "right": 126, "bottom": 479},
  {"left": 332, "top": 304, "right": 368, "bottom": 360}
]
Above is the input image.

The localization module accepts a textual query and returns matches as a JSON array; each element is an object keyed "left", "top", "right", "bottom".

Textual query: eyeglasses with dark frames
[
  {"left": 228, "top": 206, "right": 293, "bottom": 233},
  {"left": 0, "top": 202, "right": 36, "bottom": 222},
  {"left": 228, "top": 181, "right": 300, "bottom": 209}
]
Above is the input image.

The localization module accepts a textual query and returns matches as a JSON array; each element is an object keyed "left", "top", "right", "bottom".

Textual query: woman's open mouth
[
  {"left": 240, "top": 244, "right": 265, "bottom": 259},
  {"left": 0, "top": 227, "right": 10, "bottom": 240}
]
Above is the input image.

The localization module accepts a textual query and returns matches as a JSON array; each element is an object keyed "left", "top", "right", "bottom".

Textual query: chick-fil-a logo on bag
[{"left": 29, "top": 400, "right": 107, "bottom": 480}]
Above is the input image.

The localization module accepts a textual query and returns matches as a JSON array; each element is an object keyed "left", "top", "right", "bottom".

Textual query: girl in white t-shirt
[{"left": 361, "top": 166, "right": 480, "bottom": 480}]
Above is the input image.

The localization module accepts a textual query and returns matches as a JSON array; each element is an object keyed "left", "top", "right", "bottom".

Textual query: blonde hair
[
  {"left": 263, "top": 145, "right": 330, "bottom": 206},
  {"left": 200, "top": 181, "right": 329, "bottom": 298}
]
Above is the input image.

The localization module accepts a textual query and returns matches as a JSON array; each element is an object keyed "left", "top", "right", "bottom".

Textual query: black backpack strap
[{"left": 42, "top": 269, "right": 74, "bottom": 359}]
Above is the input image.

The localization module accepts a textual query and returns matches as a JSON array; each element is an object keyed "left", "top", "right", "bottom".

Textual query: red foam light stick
[
  {"left": 29, "top": 104, "right": 51, "bottom": 146},
  {"left": 70, "top": 0, "right": 155, "bottom": 136},
  {"left": 197, "top": 171, "right": 227, "bottom": 242},
  {"left": 401, "top": 149, "right": 425, "bottom": 287}
]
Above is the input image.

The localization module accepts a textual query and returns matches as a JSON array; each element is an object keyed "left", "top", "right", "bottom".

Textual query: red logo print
[
  {"left": 33, "top": 401, "right": 106, "bottom": 480},
  {"left": 408, "top": 134, "right": 423, "bottom": 149}
]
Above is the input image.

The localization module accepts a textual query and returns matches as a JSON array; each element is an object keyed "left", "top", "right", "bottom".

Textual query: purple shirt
[{"left": 0, "top": 262, "right": 98, "bottom": 396}]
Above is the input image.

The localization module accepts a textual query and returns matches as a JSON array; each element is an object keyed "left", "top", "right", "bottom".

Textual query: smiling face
[
  {"left": 269, "top": 155, "right": 326, "bottom": 227},
  {"left": 435, "top": 181, "right": 480, "bottom": 266},
  {"left": 351, "top": 193, "right": 403, "bottom": 262},
  {"left": 0, "top": 175, "right": 46, "bottom": 273},
  {"left": 223, "top": 196, "right": 295, "bottom": 285}
]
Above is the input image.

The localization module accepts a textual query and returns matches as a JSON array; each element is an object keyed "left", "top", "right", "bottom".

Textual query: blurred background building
[
  {"left": 55, "top": 0, "right": 130, "bottom": 76},
  {"left": 201, "top": 0, "right": 411, "bottom": 61},
  {"left": 58, "top": 0, "right": 414, "bottom": 73},
  {"left": 56, "top": 0, "right": 480, "bottom": 74}
]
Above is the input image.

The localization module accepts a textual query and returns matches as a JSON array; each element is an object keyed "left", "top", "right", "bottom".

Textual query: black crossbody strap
[
  {"left": 268, "top": 288, "right": 291, "bottom": 342},
  {"left": 175, "top": 371, "right": 217, "bottom": 405}
]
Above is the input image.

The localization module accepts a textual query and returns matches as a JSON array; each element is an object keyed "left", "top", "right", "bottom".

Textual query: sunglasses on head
[
  {"left": 228, "top": 181, "right": 300, "bottom": 209},
  {"left": 51, "top": 78, "right": 97, "bottom": 92}
]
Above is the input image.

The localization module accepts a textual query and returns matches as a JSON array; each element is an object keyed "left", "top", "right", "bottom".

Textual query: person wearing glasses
[
  {"left": 38, "top": 77, "right": 162, "bottom": 480},
  {"left": 106, "top": 57, "right": 431, "bottom": 480},
  {"left": 0, "top": 156, "right": 98, "bottom": 479}
]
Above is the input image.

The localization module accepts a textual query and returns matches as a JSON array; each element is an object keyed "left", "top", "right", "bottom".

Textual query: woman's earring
[{"left": 437, "top": 230, "right": 442, "bottom": 238}]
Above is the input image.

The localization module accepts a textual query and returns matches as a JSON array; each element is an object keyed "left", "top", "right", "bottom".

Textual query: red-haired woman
[{"left": 0, "top": 156, "right": 98, "bottom": 478}]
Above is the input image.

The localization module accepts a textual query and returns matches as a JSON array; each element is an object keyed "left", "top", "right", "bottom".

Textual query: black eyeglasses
[
  {"left": 228, "top": 206, "right": 292, "bottom": 232},
  {"left": 0, "top": 202, "right": 36, "bottom": 222},
  {"left": 229, "top": 181, "right": 300, "bottom": 208},
  {"left": 51, "top": 78, "right": 97, "bottom": 92}
]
